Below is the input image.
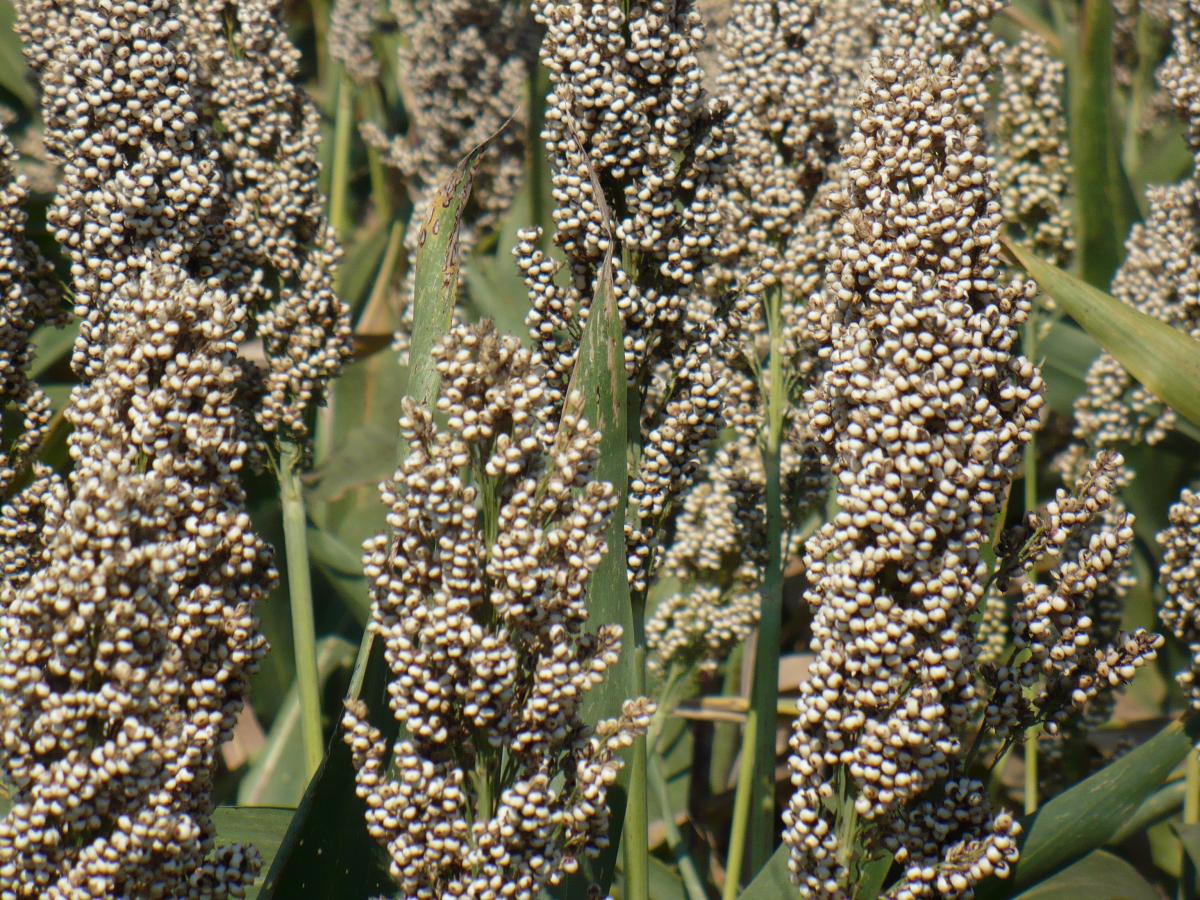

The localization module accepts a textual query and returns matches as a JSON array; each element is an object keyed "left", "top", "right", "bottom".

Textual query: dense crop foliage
[{"left": 4, "top": 1, "right": 1200, "bottom": 899}]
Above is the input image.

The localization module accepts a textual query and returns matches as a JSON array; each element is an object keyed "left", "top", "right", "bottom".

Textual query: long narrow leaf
[
  {"left": 979, "top": 715, "right": 1200, "bottom": 896},
  {"left": 237, "top": 638, "right": 357, "bottom": 807},
  {"left": 555, "top": 254, "right": 635, "bottom": 898},
  {"left": 260, "top": 129, "right": 503, "bottom": 899},
  {"left": 738, "top": 844, "right": 794, "bottom": 899},
  {"left": 0, "top": 2, "right": 35, "bottom": 108},
  {"left": 1006, "top": 241, "right": 1200, "bottom": 430},
  {"left": 212, "top": 806, "right": 296, "bottom": 900},
  {"left": 1012, "top": 850, "right": 1159, "bottom": 900}
]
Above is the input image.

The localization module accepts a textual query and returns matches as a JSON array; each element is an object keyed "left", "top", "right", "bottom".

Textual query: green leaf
[
  {"left": 980, "top": 715, "right": 1200, "bottom": 895},
  {"left": 0, "top": 2, "right": 35, "bottom": 109},
  {"left": 556, "top": 252, "right": 634, "bottom": 898},
  {"left": 1067, "top": 0, "right": 1138, "bottom": 287},
  {"left": 238, "top": 637, "right": 357, "bottom": 807},
  {"left": 858, "top": 854, "right": 893, "bottom": 900},
  {"left": 1039, "top": 319, "right": 1098, "bottom": 415},
  {"left": 212, "top": 806, "right": 295, "bottom": 900},
  {"left": 1172, "top": 822, "right": 1200, "bottom": 872},
  {"left": 738, "top": 844, "right": 795, "bottom": 900},
  {"left": 1006, "top": 242, "right": 1200, "bottom": 431},
  {"left": 337, "top": 218, "right": 392, "bottom": 317},
  {"left": 29, "top": 322, "right": 78, "bottom": 381},
  {"left": 1012, "top": 850, "right": 1158, "bottom": 900},
  {"left": 261, "top": 130, "right": 503, "bottom": 900},
  {"left": 645, "top": 856, "right": 688, "bottom": 900},
  {"left": 406, "top": 126, "right": 509, "bottom": 410},
  {"left": 303, "top": 424, "right": 396, "bottom": 506},
  {"left": 1108, "top": 778, "right": 1185, "bottom": 846}
]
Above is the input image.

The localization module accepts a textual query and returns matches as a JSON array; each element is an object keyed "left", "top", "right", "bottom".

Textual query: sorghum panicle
[
  {"left": 992, "top": 36, "right": 1074, "bottom": 272},
  {"left": 646, "top": 437, "right": 766, "bottom": 678},
  {"left": 180, "top": 0, "right": 353, "bottom": 441},
  {"left": 0, "top": 126, "right": 59, "bottom": 497},
  {"left": 782, "top": 48, "right": 1041, "bottom": 898},
  {"left": 1159, "top": 487, "right": 1200, "bottom": 708},
  {"left": 985, "top": 452, "right": 1162, "bottom": 742},
  {"left": 330, "top": 0, "right": 383, "bottom": 85},
  {"left": 342, "top": 322, "right": 652, "bottom": 898},
  {"left": 0, "top": 0, "right": 349, "bottom": 892},
  {"left": 521, "top": 0, "right": 734, "bottom": 592}
]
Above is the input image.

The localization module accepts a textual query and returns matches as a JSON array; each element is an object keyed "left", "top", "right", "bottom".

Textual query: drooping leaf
[
  {"left": 261, "top": 129, "right": 503, "bottom": 900},
  {"left": 738, "top": 844, "right": 795, "bottom": 900},
  {"left": 212, "top": 806, "right": 296, "bottom": 900},
  {"left": 0, "top": 2, "right": 35, "bottom": 109},
  {"left": 1172, "top": 821, "right": 1200, "bottom": 872},
  {"left": 238, "top": 637, "right": 357, "bottom": 807},
  {"left": 1006, "top": 241, "right": 1200, "bottom": 431},
  {"left": 1012, "top": 850, "right": 1159, "bottom": 900},
  {"left": 979, "top": 715, "right": 1200, "bottom": 896}
]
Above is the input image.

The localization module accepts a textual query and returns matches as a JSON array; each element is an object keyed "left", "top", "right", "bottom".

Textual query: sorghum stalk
[
  {"left": 341, "top": 322, "right": 653, "bottom": 898},
  {"left": 179, "top": 0, "right": 355, "bottom": 781}
]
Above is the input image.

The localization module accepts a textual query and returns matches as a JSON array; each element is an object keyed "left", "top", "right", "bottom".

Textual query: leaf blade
[
  {"left": 212, "top": 806, "right": 296, "bottom": 900},
  {"left": 738, "top": 844, "right": 796, "bottom": 900},
  {"left": 1012, "top": 850, "right": 1158, "bottom": 900},
  {"left": 1006, "top": 241, "right": 1200, "bottom": 430},
  {"left": 260, "top": 129, "right": 504, "bottom": 899},
  {"left": 982, "top": 715, "right": 1200, "bottom": 895}
]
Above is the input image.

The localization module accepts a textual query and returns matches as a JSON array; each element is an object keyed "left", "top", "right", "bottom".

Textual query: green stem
[
  {"left": 748, "top": 284, "right": 788, "bottom": 872},
  {"left": 722, "top": 721, "right": 758, "bottom": 900},
  {"left": 1068, "top": 0, "right": 1136, "bottom": 287},
  {"left": 1182, "top": 749, "right": 1200, "bottom": 900},
  {"left": 1023, "top": 311, "right": 1039, "bottom": 817},
  {"left": 330, "top": 71, "right": 355, "bottom": 242},
  {"left": 362, "top": 85, "right": 393, "bottom": 223},
  {"left": 528, "top": 62, "right": 549, "bottom": 238},
  {"left": 279, "top": 440, "right": 325, "bottom": 780},
  {"left": 625, "top": 643, "right": 650, "bottom": 900},
  {"left": 747, "top": 443, "right": 783, "bottom": 867},
  {"left": 649, "top": 753, "right": 709, "bottom": 900}
]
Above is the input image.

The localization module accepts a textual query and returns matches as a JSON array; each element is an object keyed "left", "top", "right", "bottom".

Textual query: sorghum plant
[
  {"left": 520, "top": 0, "right": 734, "bottom": 591},
  {"left": 341, "top": 322, "right": 652, "bottom": 897},
  {"left": 782, "top": 46, "right": 1042, "bottom": 897},
  {"left": 5, "top": 0, "right": 1200, "bottom": 897},
  {"left": 1, "top": 0, "right": 277, "bottom": 893}
]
